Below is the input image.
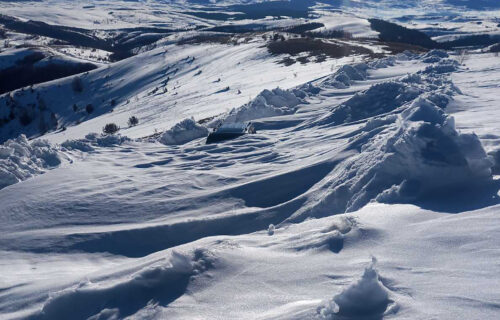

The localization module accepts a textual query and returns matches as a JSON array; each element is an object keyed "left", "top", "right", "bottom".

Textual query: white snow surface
[
  {"left": 0, "top": 135, "right": 62, "bottom": 190},
  {"left": 159, "top": 118, "right": 209, "bottom": 145},
  {"left": 2, "top": 2, "right": 500, "bottom": 318}
]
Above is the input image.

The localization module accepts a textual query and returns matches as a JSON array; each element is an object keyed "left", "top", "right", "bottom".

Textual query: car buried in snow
[{"left": 206, "top": 122, "right": 256, "bottom": 144}]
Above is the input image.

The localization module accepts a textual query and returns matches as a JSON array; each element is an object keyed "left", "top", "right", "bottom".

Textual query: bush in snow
[
  {"left": 160, "top": 118, "right": 209, "bottom": 145},
  {"left": 102, "top": 123, "right": 120, "bottom": 135},
  {"left": 0, "top": 135, "right": 61, "bottom": 190},
  {"left": 128, "top": 116, "right": 139, "bottom": 127}
]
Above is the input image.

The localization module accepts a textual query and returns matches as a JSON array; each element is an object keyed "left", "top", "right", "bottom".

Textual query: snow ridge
[{"left": 0, "top": 134, "right": 61, "bottom": 190}]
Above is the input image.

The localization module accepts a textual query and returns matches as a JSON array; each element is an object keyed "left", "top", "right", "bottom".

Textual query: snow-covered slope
[
  {"left": 2, "top": 1, "right": 500, "bottom": 319},
  {"left": 2, "top": 45, "right": 500, "bottom": 319}
]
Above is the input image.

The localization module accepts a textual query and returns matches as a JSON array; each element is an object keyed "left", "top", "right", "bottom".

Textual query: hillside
[{"left": 1, "top": 1, "right": 500, "bottom": 319}]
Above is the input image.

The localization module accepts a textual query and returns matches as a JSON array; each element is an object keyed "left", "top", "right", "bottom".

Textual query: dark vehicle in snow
[{"left": 206, "top": 122, "right": 256, "bottom": 144}]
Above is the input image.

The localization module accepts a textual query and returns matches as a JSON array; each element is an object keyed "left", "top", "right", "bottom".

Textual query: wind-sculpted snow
[
  {"left": 420, "top": 59, "right": 460, "bottom": 75},
  {"left": 223, "top": 87, "right": 304, "bottom": 124},
  {"left": 0, "top": 134, "right": 61, "bottom": 190},
  {"left": 61, "top": 133, "right": 131, "bottom": 151},
  {"left": 32, "top": 250, "right": 213, "bottom": 320},
  {"left": 292, "top": 96, "right": 493, "bottom": 219},
  {"left": 368, "top": 56, "right": 397, "bottom": 69},
  {"left": 159, "top": 118, "right": 209, "bottom": 145},
  {"left": 318, "top": 257, "right": 396, "bottom": 319},
  {"left": 421, "top": 49, "right": 450, "bottom": 64},
  {"left": 2, "top": 48, "right": 500, "bottom": 320},
  {"left": 326, "top": 64, "right": 368, "bottom": 89},
  {"left": 311, "top": 64, "right": 461, "bottom": 128}
]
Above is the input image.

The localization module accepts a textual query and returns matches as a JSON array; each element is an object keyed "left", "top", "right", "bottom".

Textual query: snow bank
[
  {"left": 369, "top": 56, "right": 396, "bottom": 69},
  {"left": 314, "top": 81, "right": 420, "bottom": 126},
  {"left": 304, "top": 97, "right": 493, "bottom": 216},
  {"left": 0, "top": 135, "right": 61, "bottom": 190},
  {"left": 61, "top": 133, "right": 131, "bottom": 152},
  {"left": 160, "top": 118, "right": 209, "bottom": 145},
  {"left": 318, "top": 257, "right": 394, "bottom": 319},
  {"left": 35, "top": 251, "right": 196, "bottom": 320},
  {"left": 420, "top": 59, "right": 460, "bottom": 74},
  {"left": 223, "top": 88, "right": 303, "bottom": 123},
  {"left": 326, "top": 64, "right": 368, "bottom": 89},
  {"left": 421, "top": 49, "right": 449, "bottom": 63},
  {"left": 312, "top": 68, "right": 460, "bottom": 127}
]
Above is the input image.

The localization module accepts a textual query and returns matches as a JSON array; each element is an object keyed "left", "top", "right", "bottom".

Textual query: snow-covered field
[{"left": 1, "top": 1, "right": 500, "bottom": 319}]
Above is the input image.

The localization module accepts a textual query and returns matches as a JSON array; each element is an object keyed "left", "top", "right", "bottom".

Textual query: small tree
[
  {"left": 103, "top": 123, "right": 119, "bottom": 135},
  {"left": 128, "top": 116, "right": 139, "bottom": 127},
  {"left": 72, "top": 76, "right": 83, "bottom": 93}
]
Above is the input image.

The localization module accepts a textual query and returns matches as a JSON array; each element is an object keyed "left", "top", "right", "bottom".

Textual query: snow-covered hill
[
  {"left": 2, "top": 1, "right": 500, "bottom": 319},
  {"left": 2, "top": 45, "right": 500, "bottom": 318}
]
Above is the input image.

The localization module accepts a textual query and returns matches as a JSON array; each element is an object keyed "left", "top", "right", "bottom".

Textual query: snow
[
  {"left": 319, "top": 257, "right": 394, "bottom": 319},
  {"left": 2, "top": 1, "right": 500, "bottom": 319},
  {"left": 159, "top": 118, "right": 208, "bottom": 145},
  {"left": 0, "top": 135, "right": 62, "bottom": 190},
  {"left": 222, "top": 87, "right": 303, "bottom": 124},
  {"left": 61, "top": 133, "right": 131, "bottom": 151},
  {"left": 2, "top": 48, "right": 499, "bottom": 319}
]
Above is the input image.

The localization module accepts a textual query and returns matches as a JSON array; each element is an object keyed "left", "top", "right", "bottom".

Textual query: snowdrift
[
  {"left": 311, "top": 61, "right": 461, "bottom": 128},
  {"left": 0, "top": 135, "right": 61, "bottom": 190},
  {"left": 159, "top": 118, "right": 209, "bottom": 145},
  {"left": 318, "top": 257, "right": 396, "bottom": 319},
  {"left": 62, "top": 133, "right": 131, "bottom": 151},
  {"left": 296, "top": 96, "right": 493, "bottom": 218},
  {"left": 290, "top": 54, "right": 492, "bottom": 219},
  {"left": 223, "top": 87, "right": 304, "bottom": 124},
  {"left": 326, "top": 64, "right": 368, "bottom": 89},
  {"left": 33, "top": 251, "right": 211, "bottom": 319}
]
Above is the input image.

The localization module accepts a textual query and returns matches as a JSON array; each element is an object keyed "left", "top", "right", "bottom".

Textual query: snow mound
[
  {"left": 421, "top": 49, "right": 449, "bottom": 63},
  {"left": 326, "top": 64, "right": 368, "bottom": 89},
  {"left": 160, "top": 118, "right": 209, "bottom": 145},
  {"left": 315, "top": 81, "right": 420, "bottom": 126},
  {"left": 311, "top": 69, "right": 460, "bottom": 128},
  {"left": 0, "top": 135, "right": 61, "bottom": 190},
  {"left": 394, "top": 50, "right": 417, "bottom": 61},
  {"left": 369, "top": 56, "right": 396, "bottom": 69},
  {"left": 34, "top": 251, "right": 198, "bottom": 320},
  {"left": 295, "top": 97, "right": 493, "bottom": 218},
  {"left": 62, "top": 133, "right": 131, "bottom": 151},
  {"left": 318, "top": 257, "right": 394, "bottom": 319},
  {"left": 420, "top": 59, "right": 460, "bottom": 74},
  {"left": 223, "top": 87, "right": 302, "bottom": 123}
]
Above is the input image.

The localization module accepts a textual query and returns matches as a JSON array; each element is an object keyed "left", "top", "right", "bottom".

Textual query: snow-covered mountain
[{"left": 1, "top": 1, "right": 500, "bottom": 319}]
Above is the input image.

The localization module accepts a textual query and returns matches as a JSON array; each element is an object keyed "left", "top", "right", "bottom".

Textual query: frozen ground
[{"left": 1, "top": 43, "right": 500, "bottom": 319}]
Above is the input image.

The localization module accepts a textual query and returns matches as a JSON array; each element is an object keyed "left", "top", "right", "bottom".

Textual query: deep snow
[
  {"left": 2, "top": 1, "right": 500, "bottom": 319},
  {"left": 2, "top": 46, "right": 500, "bottom": 319}
]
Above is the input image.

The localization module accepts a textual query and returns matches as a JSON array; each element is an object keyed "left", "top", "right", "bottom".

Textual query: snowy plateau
[{"left": 1, "top": 0, "right": 500, "bottom": 319}]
